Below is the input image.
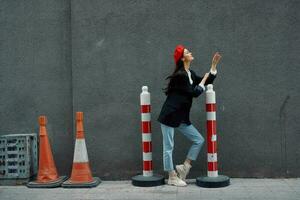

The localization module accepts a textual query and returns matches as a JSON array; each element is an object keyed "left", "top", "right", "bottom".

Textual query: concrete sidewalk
[{"left": 0, "top": 178, "right": 299, "bottom": 200}]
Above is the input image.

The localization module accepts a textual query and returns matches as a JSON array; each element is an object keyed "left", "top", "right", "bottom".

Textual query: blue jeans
[{"left": 160, "top": 123, "right": 205, "bottom": 172}]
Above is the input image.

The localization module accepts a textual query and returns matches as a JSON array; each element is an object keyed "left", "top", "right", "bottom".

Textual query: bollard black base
[
  {"left": 132, "top": 173, "right": 165, "bottom": 187},
  {"left": 196, "top": 175, "right": 230, "bottom": 188}
]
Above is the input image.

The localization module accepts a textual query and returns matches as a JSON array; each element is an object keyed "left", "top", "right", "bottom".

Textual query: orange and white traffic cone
[
  {"left": 62, "top": 112, "right": 100, "bottom": 188},
  {"left": 27, "top": 116, "right": 67, "bottom": 188}
]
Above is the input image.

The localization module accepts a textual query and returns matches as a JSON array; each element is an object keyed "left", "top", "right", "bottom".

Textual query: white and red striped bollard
[
  {"left": 196, "top": 84, "right": 230, "bottom": 188},
  {"left": 206, "top": 84, "right": 218, "bottom": 177},
  {"left": 131, "top": 86, "right": 164, "bottom": 187},
  {"left": 140, "top": 86, "right": 153, "bottom": 176}
]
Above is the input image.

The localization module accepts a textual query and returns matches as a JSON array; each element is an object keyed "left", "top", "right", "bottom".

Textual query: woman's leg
[
  {"left": 177, "top": 123, "right": 205, "bottom": 162},
  {"left": 160, "top": 123, "right": 175, "bottom": 172},
  {"left": 160, "top": 123, "right": 188, "bottom": 186},
  {"left": 175, "top": 123, "right": 205, "bottom": 180}
]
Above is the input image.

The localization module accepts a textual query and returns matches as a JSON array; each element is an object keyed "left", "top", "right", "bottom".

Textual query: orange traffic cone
[
  {"left": 62, "top": 112, "right": 100, "bottom": 188},
  {"left": 27, "top": 116, "right": 67, "bottom": 188}
]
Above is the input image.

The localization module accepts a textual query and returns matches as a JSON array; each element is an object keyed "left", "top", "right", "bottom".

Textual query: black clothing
[{"left": 157, "top": 68, "right": 216, "bottom": 127}]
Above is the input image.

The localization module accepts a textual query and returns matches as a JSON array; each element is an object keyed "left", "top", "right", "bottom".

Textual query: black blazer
[{"left": 157, "top": 68, "right": 217, "bottom": 127}]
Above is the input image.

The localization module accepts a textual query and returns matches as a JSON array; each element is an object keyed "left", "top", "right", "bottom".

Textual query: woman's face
[{"left": 182, "top": 48, "right": 194, "bottom": 62}]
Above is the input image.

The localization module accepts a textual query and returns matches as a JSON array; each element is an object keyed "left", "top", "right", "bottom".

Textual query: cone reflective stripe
[
  {"left": 196, "top": 84, "right": 230, "bottom": 188},
  {"left": 140, "top": 87, "right": 153, "bottom": 177},
  {"left": 131, "top": 86, "right": 164, "bottom": 187},
  {"left": 62, "top": 112, "right": 100, "bottom": 188},
  {"left": 206, "top": 86, "right": 218, "bottom": 177},
  {"left": 73, "top": 139, "right": 89, "bottom": 162},
  {"left": 27, "top": 116, "right": 67, "bottom": 188}
]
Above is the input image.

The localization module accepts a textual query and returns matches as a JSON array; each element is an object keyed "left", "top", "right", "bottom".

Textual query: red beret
[{"left": 174, "top": 45, "right": 185, "bottom": 64}]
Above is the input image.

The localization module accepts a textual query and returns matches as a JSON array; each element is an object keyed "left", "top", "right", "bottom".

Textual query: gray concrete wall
[
  {"left": 0, "top": 0, "right": 73, "bottom": 175},
  {"left": 0, "top": 0, "right": 299, "bottom": 179}
]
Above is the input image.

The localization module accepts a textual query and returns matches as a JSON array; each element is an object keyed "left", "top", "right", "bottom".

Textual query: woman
[{"left": 157, "top": 45, "right": 221, "bottom": 186}]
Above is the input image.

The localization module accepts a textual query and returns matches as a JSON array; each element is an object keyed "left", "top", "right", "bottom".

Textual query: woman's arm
[
  {"left": 204, "top": 69, "right": 217, "bottom": 86},
  {"left": 191, "top": 69, "right": 217, "bottom": 85},
  {"left": 171, "top": 72, "right": 209, "bottom": 98}
]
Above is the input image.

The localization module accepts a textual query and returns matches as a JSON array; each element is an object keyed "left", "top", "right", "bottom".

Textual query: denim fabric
[{"left": 160, "top": 122, "right": 205, "bottom": 172}]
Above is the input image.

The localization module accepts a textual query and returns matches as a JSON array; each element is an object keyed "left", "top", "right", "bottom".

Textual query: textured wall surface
[
  {"left": 1, "top": 0, "right": 299, "bottom": 179},
  {"left": 0, "top": 0, "right": 73, "bottom": 175}
]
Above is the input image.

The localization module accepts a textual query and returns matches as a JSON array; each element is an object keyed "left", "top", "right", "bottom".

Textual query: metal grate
[{"left": 0, "top": 133, "right": 38, "bottom": 179}]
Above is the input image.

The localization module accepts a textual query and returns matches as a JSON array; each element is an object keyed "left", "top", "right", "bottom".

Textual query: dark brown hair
[{"left": 162, "top": 59, "right": 184, "bottom": 95}]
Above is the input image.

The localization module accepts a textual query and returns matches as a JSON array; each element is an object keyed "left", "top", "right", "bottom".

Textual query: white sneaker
[
  {"left": 176, "top": 163, "right": 191, "bottom": 181},
  {"left": 167, "top": 175, "right": 187, "bottom": 187}
]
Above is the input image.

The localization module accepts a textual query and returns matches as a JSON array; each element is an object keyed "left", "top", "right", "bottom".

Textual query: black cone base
[
  {"left": 27, "top": 176, "right": 68, "bottom": 188},
  {"left": 62, "top": 177, "right": 101, "bottom": 188}
]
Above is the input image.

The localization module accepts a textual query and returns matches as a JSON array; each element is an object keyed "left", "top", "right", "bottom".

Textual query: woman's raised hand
[{"left": 212, "top": 52, "right": 222, "bottom": 67}]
